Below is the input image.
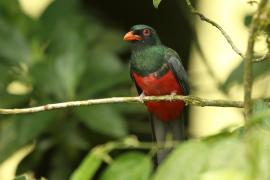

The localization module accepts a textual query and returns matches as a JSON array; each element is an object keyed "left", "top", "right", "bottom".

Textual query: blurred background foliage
[
  {"left": 0, "top": 0, "right": 192, "bottom": 179},
  {"left": 0, "top": 0, "right": 269, "bottom": 179}
]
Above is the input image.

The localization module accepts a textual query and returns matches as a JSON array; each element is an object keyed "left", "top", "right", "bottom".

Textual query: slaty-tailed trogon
[{"left": 123, "top": 24, "right": 189, "bottom": 163}]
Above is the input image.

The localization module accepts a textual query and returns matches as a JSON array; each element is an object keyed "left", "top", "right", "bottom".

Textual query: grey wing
[
  {"left": 130, "top": 66, "right": 143, "bottom": 95},
  {"left": 167, "top": 55, "right": 189, "bottom": 95}
]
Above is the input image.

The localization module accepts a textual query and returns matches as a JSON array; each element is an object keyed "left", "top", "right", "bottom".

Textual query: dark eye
[{"left": 143, "top": 29, "right": 151, "bottom": 36}]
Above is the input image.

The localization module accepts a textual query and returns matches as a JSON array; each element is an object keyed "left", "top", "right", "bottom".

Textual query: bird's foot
[
  {"left": 139, "top": 93, "right": 145, "bottom": 103},
  {"left": 169, "top": 92, "right": 177, "bottom": 102}
]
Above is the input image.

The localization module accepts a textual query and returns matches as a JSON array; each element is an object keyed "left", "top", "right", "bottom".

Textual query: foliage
[
  {"left": 153, "top": 0, "right": 162, "bottom": 9},
  {"left": 70, "top": 102, "right": 270, "bottom": 180},
  {"left": 0, "top": 0, "right": 146, "bottom": 179}
]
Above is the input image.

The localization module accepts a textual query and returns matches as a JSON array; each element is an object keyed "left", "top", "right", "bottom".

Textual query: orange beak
[{"left": 123, "top": 31, "right": 142, "bottom": 41}]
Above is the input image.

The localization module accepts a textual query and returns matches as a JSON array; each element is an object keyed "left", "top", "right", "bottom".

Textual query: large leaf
[
  {"left": 153, "top": 141, "right": 209, "bottom": 180},
  {"left": 74, "top": 105, "right": 128, "bottom": 138},
  {"left": 70, "top": 146, "right": 109, "bottom": 180},
  {"left": 85, "top": 51, "right": 124, "bottom": 83},
  {"left": 0, "top": 112, "right": 56, "bottom": 163},
  {"left": 0, "top": 17, "right": 30, "bottom": 65},
  {"left": 100, "top": 152, "right": 152, "bottom": 180},
  {"left": 203, "top": 137, "right": 250, "bottom": 179},
  {"left": 200, "top": 169, "right": 250, "bottom": 180},
  {"left": 245, "top": 127, "right": 270, "bottom": 179},
  {"left": 31, "top": 53, "right": 85, "bottom": 101}
]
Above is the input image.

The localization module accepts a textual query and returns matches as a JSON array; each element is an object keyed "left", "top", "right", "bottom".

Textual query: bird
[{"left": 123, "top": 24, "right": 189, "bottom": 164}]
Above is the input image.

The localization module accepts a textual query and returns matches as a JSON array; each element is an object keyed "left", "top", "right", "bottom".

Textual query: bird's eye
[{"left": 143, "top": 29, "right": 151, "bottom": 36}]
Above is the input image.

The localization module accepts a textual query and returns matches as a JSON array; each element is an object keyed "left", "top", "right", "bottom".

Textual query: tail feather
[{"left": 150, "top": 114, "right": 187, "bottom": 165}]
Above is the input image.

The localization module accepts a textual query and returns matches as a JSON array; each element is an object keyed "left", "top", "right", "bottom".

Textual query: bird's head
[{"left": 123, "top": 25, "right": 161, "bottom": 48}]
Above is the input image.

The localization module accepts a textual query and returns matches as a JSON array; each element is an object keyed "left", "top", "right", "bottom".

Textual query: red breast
[{"left": 132, "top": 70, "right": 185, "bottom": 121}]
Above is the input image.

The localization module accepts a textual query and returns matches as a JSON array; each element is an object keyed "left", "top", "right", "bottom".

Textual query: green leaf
[
  {"left": 248, "top": 101, "right": 270, "bottom": 128},
  {"left": 13, "top": 174, "right": 29, "bottom": 180},
  {"left": 205, "top": 137, "right": 250, "bottom": 176},
  {"left": 31, "top": 53, "right": 85, "bottom": 101},
  {"left": 0, "top": 17, "right": 30, "bottom": 65},
  {"left": 201, "top": 169, "right": 250, "bottom": 180},
  {"left": 86, "top": 51, "right": 124, "bottom": 82},
  {"left": 74, "top": 105, "right": 128, "bottom": 138},
  {"left": 253, "top": 100, "right": 270, "bottom": 114},
  {"left": 0, "top": 112, "right": 56, "bottom": 163},
  {"left": 100, "top": 152, "right": 152, "bottom": 180},
  {"left": 31, "top": 20, "right": 87, "bottom": 101},
  {"left": 245, "top": 127, "right": 270, "bottom": 179},
  {"left": 70, "top": 146, "right": 108, "bottom": 180},
  {"left": 153, "top": 141, "right": 208, "bottom": 180},
  {"left": 153, "top": 0, "right": 162, "bottom": 8}
]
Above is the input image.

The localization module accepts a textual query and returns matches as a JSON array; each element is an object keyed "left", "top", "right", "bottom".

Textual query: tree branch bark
[{"left": 0, "top": 95, "right": 269, "bottom": 115}]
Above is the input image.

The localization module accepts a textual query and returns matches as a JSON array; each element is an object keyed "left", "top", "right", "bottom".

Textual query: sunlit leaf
[
  {"left": 153, "top": 141, "right": 208, "bottom": 180},
  {"left": 153, "top": 0, "right": 162, "bottom": 8},
  {"left": 245, "top": 127, "right": 270, "bottom": 179},
  {"left": 100, "top": 152, "right": 152, "bottom": 180},
  {"left": 248, "top": 101, "right": 270, "bottom": 128},
  {"left": 70, "top": 146, "right": 108, "bottom": 180},
  {"left": 205, "top": 137, "right": 250, "bottom": 176},
  {"left": 201, "top": 169, "right": 250, "bottom": 180}
]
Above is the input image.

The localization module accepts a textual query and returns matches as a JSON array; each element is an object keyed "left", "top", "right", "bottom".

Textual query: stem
[{"left": 244, "top": 0, "right": 267, "bottom": 119}]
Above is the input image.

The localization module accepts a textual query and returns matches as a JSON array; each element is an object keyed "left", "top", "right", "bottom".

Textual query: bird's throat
[{"left": 130, "top": 46, "right": 165, "bottom": 76}]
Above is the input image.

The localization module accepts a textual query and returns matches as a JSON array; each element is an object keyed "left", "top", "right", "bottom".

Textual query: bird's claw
[
  {"left": 139, "top": 93, "right": 145, "bottom": 103},
  {"left": 169, "top": 92, "right": 177, "bottom": 102}
]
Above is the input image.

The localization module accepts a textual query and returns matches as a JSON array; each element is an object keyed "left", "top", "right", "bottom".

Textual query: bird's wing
[
  {"left": 165, "top": 48, "right": 189, "bottom": 95},
  {"left": 130, "top": 66, "right": 143, "bottom": 95}
]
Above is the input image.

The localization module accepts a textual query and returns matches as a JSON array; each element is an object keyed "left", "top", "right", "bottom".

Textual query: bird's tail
[{"left": 150, "top": 114, "right": 187, "bottom": 165}]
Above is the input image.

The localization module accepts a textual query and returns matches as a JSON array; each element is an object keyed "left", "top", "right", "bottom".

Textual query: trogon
[{"left": 123, "top": 24, "right": 189, "bottom": 163}]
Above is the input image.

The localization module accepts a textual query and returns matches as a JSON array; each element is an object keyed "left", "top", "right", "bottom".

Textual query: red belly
[{"left": 132, "top": 71, "right": 185, "bottom": 121}]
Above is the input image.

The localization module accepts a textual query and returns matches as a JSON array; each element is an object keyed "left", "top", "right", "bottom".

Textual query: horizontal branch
[
  {"left": 0, "top": 95, "right": 269, "bottom": 115},
  {"left": 1, "top": 95, "right": 269, "bottom": 115}
]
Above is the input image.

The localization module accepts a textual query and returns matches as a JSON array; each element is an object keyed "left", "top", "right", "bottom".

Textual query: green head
[{"left": 123, "top": 25, "right": 161, "bottom": 50}]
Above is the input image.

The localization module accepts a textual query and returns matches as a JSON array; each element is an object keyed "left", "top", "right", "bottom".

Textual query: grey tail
[{"left": 150, "top": 114, "right": 187, "bottom": 165}]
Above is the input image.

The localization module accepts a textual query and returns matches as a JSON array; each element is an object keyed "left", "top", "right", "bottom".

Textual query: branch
[
  {"left": 0, "top": 95, "right": 242, "bottom": 115},
  {"left": 243, "top": 0, "right": 267, "bottom": 119},
  {"left": 0, "top": 95, "right": 269, "bottom": 115},
  {"left": 186, "top": 0, "right": 245, "bottom": 59},
  {"left": 101, "top": 136, "right": 179, "bottom": 152},
  {"left": 253, "top": 53, "right": 270, "bottom": 63}
]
